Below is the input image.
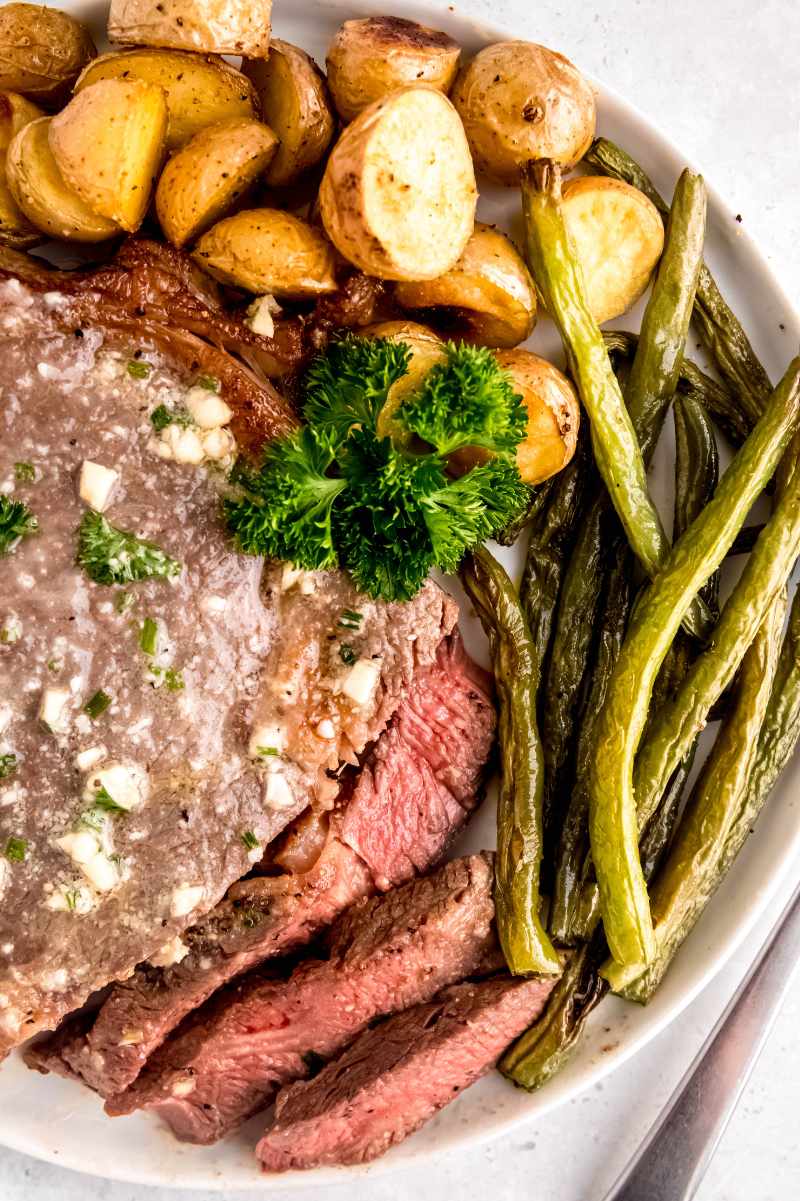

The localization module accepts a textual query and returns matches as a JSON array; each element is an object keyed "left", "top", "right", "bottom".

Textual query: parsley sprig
[
  {"left": 224, "top": 338, "right": 529, "bottom": 601},
  {"left": 77, "top": 512, "right": 181, "bottom": 586},
  {"left": 0, "top": 495, "right": 38, "bottom": 557}
]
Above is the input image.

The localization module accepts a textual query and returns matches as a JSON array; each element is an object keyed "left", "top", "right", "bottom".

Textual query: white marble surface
[{"left": 2, "top": 0, "right": 800, "bottom": 1198}]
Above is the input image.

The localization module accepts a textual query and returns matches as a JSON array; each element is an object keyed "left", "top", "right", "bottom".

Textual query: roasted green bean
[
  {"left": 588, "top": 358, "right": 800, "bottom": 971},
  {"left": 674, "top": 393, "right": 721, "bottom": 615},
  {"left": 609, "top": 592, "right": 787, "bottom": 998},
  {"left": 585, "top": 138, "right": 773, "bottom": 415},
  {"left": 462, "top": 547, "right": 561, "bottom": 975}
]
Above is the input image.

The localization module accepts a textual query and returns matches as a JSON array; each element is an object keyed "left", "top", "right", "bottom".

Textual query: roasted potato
[
  {"left": 451, "top": 350, "right": 580, "bottom": 484},
  {"left": 319, "top": 85, "right": 476, "bottom": 282},
  {"left": 451, "top": 41, "right": 595, "bottom": 185},
  {"left": 75, "top": 50, "right": 259, "bottom": 152},
  {"left": 193, "top": 208, "right": 338, "bottom": 298},
  {"left": 0, "top": 91, "right": 42, "bottom": 247},
  {"left": 326, "top": 16, "right": 461, "bottom": 123},
  {"left": 0, "top": 4, "right": 96, "bottom": 107},
  {"left": 561, "top": 176, "right": 664, "bottom": 323},
  {"left": 394, "top": 223, "right": 536, "bottom": 348},
  {"left": 108, "top": 0, "right": 272, "bottom": 58},
  {"left": 361, "top": 320, "right": 447, "bottom": 438},
  {"left": 156, "top": 118, "right": 278, "bottom": 248},
  {"left": 243, "top": 40, "right": 334, "bottom": 188},
  {"left": 7, "top": 117, "right": 119, "bottom": 242},
  {"left": 50, "top": 79, "right": 168, "bottom": 233}
]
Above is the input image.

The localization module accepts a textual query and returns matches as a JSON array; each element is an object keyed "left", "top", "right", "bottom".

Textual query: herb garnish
[
  {"left": 338, "top": 609, "right": 362, "bottom": 629},
  {"left": 92, "top": 785, "right": 127, "bottom": 814},
  {"left": 224, "top": 338, "right": 529, "bottom": 601},
  {"left": 4, "top": 836, "right": 27, "bottom": 861},
  {"left": 65, "top": 888, "right": 81, "bottom": 911},
  {"left": 150, "top": 404, "right": 192, "bottom": 432},
  {"left": 0, "top": 753, "right": 17, "bottom": 779},
  {"left": 149, "top": 665, "right": 184, "bottom": 691},
  {"left": 84, "top": 690, "right": 112, "bottom": 719},
  {"left": 127, "top": 360, "right": 152, "bottom": 380},
  {"left": 256, "top": 746, "right": 279, "bottom": 758},
  {"left": 77, "top": 512, "right": 181, "bottom": 586},
  {"left": 139, "top": 617, "right": 158, "bottom": 656},
  {"left": 339, "top": 643, "right": 358, "bottom": 666},
  {"left": 0, "top": 495, "right": 38, "bottom": 557},
  {"left": 241, "top": 830, "right": 260, "bottom": 851},
  {"left": 115, "top": 591, "right": 134, "bottom": 614},
  {"left": 196, "top": 375, "right": 220, "bottom": 392},
  {"left": 14, "top": 462, "right": 35, "bottom": 482}
]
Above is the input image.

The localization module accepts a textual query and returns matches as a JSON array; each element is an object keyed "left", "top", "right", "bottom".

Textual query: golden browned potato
[
  {"left": 156, "top": 118, "right": 278, "bottom": 248},
  {"left": 326, "top": 16, "right": 460, "bottom": 123},
  {"left": 394, "top": 223, "right": 536, "bottom": 348},
  {"left": 7, "top": 117, "right": 120, "bottom": 242},
  {"left": 243, "top": 40, "right": 334, "bottom": 188},
  {"left": 451, "top": 41, "right": 595, "bottom": 185},
  {"left": 75, "top": 50, "right": 259, "bottom": 152},
  {"left": 361, "top": 320, "right": 447, "bottom": 438},
  {"left": 193, "top": 208, "right": 337, "bottom": 298},
  {"left": 0, "top": 91, "right": 42, "bottom": 247},
  {"left": 451, "top": 350, "right": 579, "bottom": 484},
  {"left": 319, "top": 85, "right": 476, "bottom": 282},
  {"left": 0, "top": 4, "right": 96, "bottom": 107},
  {"left": 50, "top": 78, "right": 168, "bottom": 233},
  {"left": 108, "top": 0, "right": 272, "bottom": 58},
  {"left": 561, "top": 176, "right": 664, "bottom": 323}
]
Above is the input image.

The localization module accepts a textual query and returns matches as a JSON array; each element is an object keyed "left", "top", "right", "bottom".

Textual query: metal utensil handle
[{"left": 602, "top": 873, "right": 800, "bottom": 1201}]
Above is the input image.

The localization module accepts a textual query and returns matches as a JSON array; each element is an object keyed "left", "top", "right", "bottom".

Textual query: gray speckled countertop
[{"left": 2, "top": 0, "right": 799, "bottom": 1198}]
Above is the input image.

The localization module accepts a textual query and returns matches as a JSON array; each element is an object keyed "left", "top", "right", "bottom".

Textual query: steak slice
[
  {"left": 106, "top": 853, "right": 498, "bottom": 1144},
  {"left": 27, "top": 627, "right": 484, "bottom": 1098},
  {"left": 257, "top": 973, "right": 558, "bottom": 1171}
]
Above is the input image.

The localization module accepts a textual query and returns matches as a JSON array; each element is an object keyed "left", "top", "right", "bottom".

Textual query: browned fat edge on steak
[
  {"left": 258, "top": 973, "right": 559, "bottom": 1171},
  {"left": 26, "top": 615, "right": 476, "bottom": 1095},
  {"left": 106, "top": 853, "right": 499, "bottom": 1144}
]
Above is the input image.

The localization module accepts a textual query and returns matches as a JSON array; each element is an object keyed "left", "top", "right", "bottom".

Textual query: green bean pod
[
  {"left": 589, "top": 358, "right": 800, "bottom": 971},
  {"left": 674, "top": 394, "right": 721, "bottom": 615},
  {"left": 609, "top": 591, "right": 787, "bottom": 998},
  {"left": 624, "top": 170, "right": 706, "bottom": 449},
  {"left": 585, "top": 138, "right": 773, "bottom": 414},
  {"left": 462, "top": 547, "right": 561, "bottom": 975}
]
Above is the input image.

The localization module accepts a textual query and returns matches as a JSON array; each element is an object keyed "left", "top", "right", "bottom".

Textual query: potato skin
[
  {"left": 108, "top": 0, "right": 272, "bottom": 58},
  {"left": 361, "top": 320, "right": 446, "bottom": 438},
  {"left": 394, "top": 223, "right": 536, "bottom": 348},
  {"left": 50, "top": 78, "right": 168, "bottom": 233},
  {"left": 156, "top": 118, "right": 278, "bottom": 248},
  {"left": 561, "top": 175, "right": 664, "bottom": 323},
  {"left": 76, "top": 50, "right": 259, "bottom": 153},
  {"left": 7, "top": 116, "right": 120, "bottom": 243},
  {"left": 326, "top": 16, "right": 460, "bottom": 122},
  {"left": 0, "top": 90, "right": 43, "bottom": 247},
  {"left": 451, "top": 41, "right": 595, "bottom": 185},
  {"left": 193, "top": 208, "right": 338, "bottom": 299},
  {"left": 243, "top": 40, "right": 334, "bottom": 188},
  {"left": 0, "top": 4, "right": 96, "bottom": 107},
  {"left": 320, "top": 85, "right": 477, "bottom": 282}
]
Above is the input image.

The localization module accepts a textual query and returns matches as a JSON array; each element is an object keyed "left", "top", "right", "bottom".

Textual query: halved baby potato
[
  {"left": 561, "top": 176, "right": 664, "bottom": 323},
  {"left": 193, "top": 208, "right": 338, "bottom": 299},
  {"left": 108, "top": 0, "right": 272, "bottom": 59},
  {"left": 156, "top": 118, "right": 278, "bottom": 248},
  {"left": 243, "top": 40, "right": 334, "bottom": 188},
  {"left": 361, "top": 320, "right": 447, "bottom": 439},
  {"left": 326, "top": 16, "right": 461, "bottom": 123},
  {"left": 0, "top": 3, "right": 96, "bottom": 107},
  {"left": 75, "top": 50, "right": 259, "bottom": 152},
  {"left": 50, "top": 78, "right": 168, "bottom": 233},
  {"left": 394, "top": 223, "right": 537, "bottom": 348},
  {"left": 319, "top": 85, "right": 477, "bottom": 282},
  {"left": 450, "top": 350, "right": 580, "bottom": 485},
  {"left": 0, "top": 91, "right": 43, "bottom": 247},
  {"left": 7, "top": 116, "right": 120, "bottom": 242}
]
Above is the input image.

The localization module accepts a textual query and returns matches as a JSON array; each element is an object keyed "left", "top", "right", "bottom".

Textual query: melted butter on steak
[{"left": 0, "top": 281, "right": 458, "bottom": 1055}]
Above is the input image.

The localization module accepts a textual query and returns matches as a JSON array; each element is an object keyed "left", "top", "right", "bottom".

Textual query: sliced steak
[
  {"left": 106, "top": 853, "right": 498, "bottom": 1144},
  {"left": 27, "top": 626, "right": 483, "bottom": 1098},
  {"left": 257, "top": 973, "right": 558, "bottom": 1171}
]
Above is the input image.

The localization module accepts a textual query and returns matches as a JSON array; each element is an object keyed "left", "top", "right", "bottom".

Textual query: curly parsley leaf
[
  {"left": 77, "top": 512, "right": 181, "bottom": 586},
  {"left": 303, "top": 335, "right": 411, "bottom": 446},
  {"left": 0, "top": 494, "right": 38, "bottom": 557}
]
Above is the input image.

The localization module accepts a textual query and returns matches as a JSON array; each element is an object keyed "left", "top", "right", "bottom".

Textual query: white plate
[{"left": 2, "top": 0, "right": 799, "bottom": 1188}]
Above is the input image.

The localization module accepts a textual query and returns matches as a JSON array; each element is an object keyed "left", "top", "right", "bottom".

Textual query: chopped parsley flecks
[
  {"left": 256, "top": 746, "right": 279, "bottom": 758},
  {"left": 139, "top": 616, "right": 158, "bottom": 656},
  {"left": 46, "top": 657, "right": 61, "bottom": 673},
  {"left": 65, "top": 888, "right": 80, "bottom": 911},
  {"left": 339, "top": 643, "right": 358, "bottom": 666},
  {"left": 77, "top": 512, "right": 181, "bottom": 586},
  {"left": 84, "top": 690, "right": 112, "bottom": 719},
  {"left": 4, "top": 836, "right": 27, "bottom": 862},
  {"left": 0, "top": 495, "right": 38, "bottom": 558},
  {"left": 149, "top": 665, "right": 184, "bottom": 691},
  {"left": 241, "top": 830, "right": 260, "bottom": 852},
  {"left": 127, "top": 359, "right": 152, "bottom": 380},
  {"left": 195, "top": 375, "right": 220, "bottom": 393},
  {"left": 115, "top": 591, "right": 134, "bottom": 614},
  {"left": 92, "top": 785, "right": 127, "bottom": 814},
  {"left": 13, "top": 462, "right": 35, "bottom": 483},
  {"left": 149, "top": 404, "right": 192, "bottom": 432},
  {"left": 0, "top": 753, "right": 17, "bottom": 779}
]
